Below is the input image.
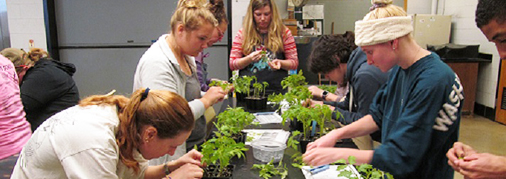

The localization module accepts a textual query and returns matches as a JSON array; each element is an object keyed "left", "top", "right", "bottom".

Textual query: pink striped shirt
[
  {"left": 0, "top": 55, "right": 31, "bottom": 160},
  {"left": 229, "top": 27, "right": 298, "bottom": 70}
]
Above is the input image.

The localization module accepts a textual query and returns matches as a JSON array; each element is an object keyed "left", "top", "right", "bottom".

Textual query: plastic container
[{"left": 251, "top": 140, "right": 287, "bottom": 163}]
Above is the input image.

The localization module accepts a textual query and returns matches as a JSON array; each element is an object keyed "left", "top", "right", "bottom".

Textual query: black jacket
[{"left": 21, "top": 58, "right": 80, "bottom": 131}]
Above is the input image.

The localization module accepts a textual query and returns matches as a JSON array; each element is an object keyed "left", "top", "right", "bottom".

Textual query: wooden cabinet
[
  {"left": 496, "top": 59, "right": 506, "bottom": 124},
  {"left": 446, "top": 62, "right": 479, "bottom": 115}
]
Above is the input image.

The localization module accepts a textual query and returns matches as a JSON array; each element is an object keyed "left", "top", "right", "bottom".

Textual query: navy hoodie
[{"left": 324, "top": 47, "right": 389, "bottom": 141}]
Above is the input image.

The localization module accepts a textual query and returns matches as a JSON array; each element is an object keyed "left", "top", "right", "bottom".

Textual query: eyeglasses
[{"left": 216, "top": 27, "right": 225, "bottom": 42}]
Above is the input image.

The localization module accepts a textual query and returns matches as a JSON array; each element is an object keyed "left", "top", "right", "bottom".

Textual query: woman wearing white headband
[{"left": 303, "top": 0, "right": 464, "bottom": 178}]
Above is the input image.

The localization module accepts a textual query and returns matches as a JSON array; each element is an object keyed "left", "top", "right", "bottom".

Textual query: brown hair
[
  {"left": 242, "top": 0, "right": 285, "bottom": 55},
  {"left": 0, "top": 48, "right": 34, "bottom": 74},
  {"left": 171, "top": 0, "right": 218, "bottom": 33},
  {"left": 308, "top": 31, "right": 357, "bottom": 74},
  {"left": 79, "top": 89, "right": 195, "bottom": 173},
  {"left": 207, "top": 0, "right": 228, "bottom": 24},
  {"left": 28, "top": 48, "right": 50, "bottom": 62}
]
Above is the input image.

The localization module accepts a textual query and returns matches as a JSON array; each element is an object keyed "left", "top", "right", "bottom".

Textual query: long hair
[
  {"left": 308, "top": 32, "right": 357, "bottom": 74},
  {"left": 207, "top": 0, "right": 228, "bottom": 24},
  {"left": 79, "top": 89, "right": 194, "bottom": 173},
  {"left": 171, "top": 0, "right": 218, "bottom": 33},
  {"left": 476, "top": 0, "right": 506, "bottom": 28},
  {"left": 242, "top": 0, "right": 285, "bottom": 55}
]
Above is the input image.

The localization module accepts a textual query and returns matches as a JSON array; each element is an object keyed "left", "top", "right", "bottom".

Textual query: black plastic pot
[
  {"left": 289, "top": 118, "right": 304, "bottom": 132},
  {"left": 245, "top": 96, "right": 267, "bottom": 110},
  {"left": 299, "top": 137, "right": 312, "bottom": 154},
  {"left": 202, "top": 164, "right": 235, "bottom": 179},
  {"left": 232, "top": 131, "right": 247, "bottom": 144}
]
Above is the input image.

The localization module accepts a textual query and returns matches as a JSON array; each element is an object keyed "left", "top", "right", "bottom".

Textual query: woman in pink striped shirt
[{"left": 229, "top": 0, "right": 298, "bottom": 94}]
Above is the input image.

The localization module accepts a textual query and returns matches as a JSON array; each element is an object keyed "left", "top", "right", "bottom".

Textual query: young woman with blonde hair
[
  {"left": 11, "top": 89, "right": 204, "bottom": 179},
  {"left": 303, "top": 0, "right": 463, "bottom": 178},
  {"left": 133, "top": 0, "right": 227, "bottom": 165},
  {"left": 0, "top": 48, "right": 79, "bottom": 132},
  {"left": 229, "top": 0, "right": 298, "bottom": 94}
]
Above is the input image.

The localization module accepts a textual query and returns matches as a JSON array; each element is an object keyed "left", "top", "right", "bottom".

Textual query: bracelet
[{"left": 163, "top": 162, "right": 171, "bottom": 175}]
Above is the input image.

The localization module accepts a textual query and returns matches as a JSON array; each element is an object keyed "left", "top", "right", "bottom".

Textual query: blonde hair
[
  {"left": 79, "top": 89, "right": 194, "bottom": 173},
  {"left": 0, "top": 48, "right": 33, "bottom": 74},
  {"left": 364, "top": 0, "right": 407, "bottom": 20},
  {"left": 171, "top": 0, "right": 218, "bottom": 33},
  {"left": 242, "top": 0, "right": 285, "bottom": 55}
]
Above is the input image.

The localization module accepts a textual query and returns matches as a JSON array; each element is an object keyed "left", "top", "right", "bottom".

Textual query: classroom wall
[{"left": 5, "top": 0, "right": 500, "bottom": 110}]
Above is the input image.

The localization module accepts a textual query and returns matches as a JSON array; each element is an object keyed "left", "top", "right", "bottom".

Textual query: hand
[
  {"left": 455, "top": 153, "right": 506, "bottom": 179},
  {"left": 447, "top": 142, "right": 477, "bottom": 170},
  {"left": 308, "top": 86, "right": 324, "bottom": 98},
  {"left": 247, "top": 50, "right": 263, "bottom": 63},
  {"left": 309, "top": 100, "right": 323, "bottom": 108},
  {"left": 306, "top": 130, "right": 340, "bottom": 151},
  {"left": 303, "top": 148, "right": 343, "bottom": 166},
  {"left": 268, "top": 60, "right": 282, "bottom": 70},
  {"left": 201, "top": 86, "right": 227, "bottom": 108},
  {"left": 173, "top": 149, "right": 203, "bottom": 169},
  {"left": 166, "top": 163, "right": 203, "bottom": 179}
]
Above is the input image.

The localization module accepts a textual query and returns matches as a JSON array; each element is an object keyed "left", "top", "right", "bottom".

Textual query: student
[
  {"left": 11, "top": 89, "right": 204, "bottom": 179},
  {"left": 446, "top": 0, "right": 506, "bottom": 178},
  {"left": 0, "top": 55, "right": 31, "bottom": 178},
  {"left": 133, "top": 0, "right": 227, "bottom": 165},
  {"left": 307, "top": 32, "right": 389, "bottom": 150},
  {"left": 1, "top": 48, "right": 79, "bottom": 132},
  {"left": 303, "top": 0, "right": 464, "bottom": 178},
  {"left": 195, "top": 0, "right": 228, "bottom": 92},
  {"left": 229, "top": 0, "right": 298, "bottom": 94}
]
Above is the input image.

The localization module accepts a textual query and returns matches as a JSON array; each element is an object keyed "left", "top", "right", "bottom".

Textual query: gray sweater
[{"left": 133, "top": 34, "right": 206, "bottom": 164}]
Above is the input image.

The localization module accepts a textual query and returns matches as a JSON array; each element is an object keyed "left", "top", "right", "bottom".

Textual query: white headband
[{"left": 355, "top": 16, "right": 413, "bottom": 46}]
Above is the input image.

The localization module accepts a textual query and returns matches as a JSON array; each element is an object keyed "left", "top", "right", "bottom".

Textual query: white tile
[{"left": 7, "top": 18, "right": 45, "bottom": 34}]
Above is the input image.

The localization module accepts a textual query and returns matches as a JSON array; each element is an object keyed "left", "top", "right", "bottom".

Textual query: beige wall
[{"left": 6, "top": 0, "right": 46, "bottom": 51}]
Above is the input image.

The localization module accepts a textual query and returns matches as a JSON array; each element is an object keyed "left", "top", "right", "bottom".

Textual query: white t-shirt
[{"left": 11, "top": 105, "right": 148, "bottom": 179}]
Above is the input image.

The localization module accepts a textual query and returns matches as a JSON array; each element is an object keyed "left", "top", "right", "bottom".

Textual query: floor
[{"left": 453, "top": 115, "right": 506, "bottom": 179}]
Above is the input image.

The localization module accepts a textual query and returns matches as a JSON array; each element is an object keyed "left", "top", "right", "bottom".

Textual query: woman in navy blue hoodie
[
  {"left": 1, "top": 48, "right": 79, "bottom": 131},
  {"left": 303, "top": 0, "right": 463, "bottom": 178}
]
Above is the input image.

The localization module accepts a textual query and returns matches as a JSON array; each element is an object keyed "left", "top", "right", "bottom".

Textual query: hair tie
[
  {"left": 141, "top": 88, "right": 150, "bottom": 101},
  {"left": 370, "top": 3, "right": 387, "bottom": 11}
]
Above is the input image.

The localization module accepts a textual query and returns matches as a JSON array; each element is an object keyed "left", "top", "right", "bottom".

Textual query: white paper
[
  {"left": 242, "top": 129, "right": 290, "bottom": 146},
  {"left": 301, "top": 165, "right": 361, "bottom": 179},
  {"left": 253, "top": 112, "right": 283, "bottom": 124},
  {"left": 303, "top": 5, "right": 324, "bottom": 19}
]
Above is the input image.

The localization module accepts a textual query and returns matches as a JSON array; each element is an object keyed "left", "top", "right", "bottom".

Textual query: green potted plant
[
  {"left": 335, "top": 156, "right": 394, "bottom": 179},
  {"left": 252, "top": 159, "right": 288, "bottom": 179},
  {"left": 214, "top": 107, "right": 257, "bottom": 143},
  {"left": 199, "top": 133, "right": 248, "bottom": 179},
  {"left": 242, "top": 76, "right": 269, "bottom": 110}
]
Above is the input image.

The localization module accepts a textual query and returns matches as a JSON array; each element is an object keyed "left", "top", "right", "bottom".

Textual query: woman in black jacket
[{"left": 1, "top": 48, "right": 79, "bottom": 131}]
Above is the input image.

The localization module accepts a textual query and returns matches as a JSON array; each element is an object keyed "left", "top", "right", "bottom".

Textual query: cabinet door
[{"left": 496, "top": 60, "right": 506, "bottom": 124}]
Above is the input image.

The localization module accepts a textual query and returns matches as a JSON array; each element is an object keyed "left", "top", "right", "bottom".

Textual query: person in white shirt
[{"left": 11, "top": 88, "right": 204, "bottom": 179}]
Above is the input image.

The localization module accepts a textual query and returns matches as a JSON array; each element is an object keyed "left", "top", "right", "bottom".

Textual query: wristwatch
[
  {"left": 321, "top": 91, "right": 329, "bottom": 100},
  {"left": 163, "top": 162, "right": 171, "bottom": 175}
]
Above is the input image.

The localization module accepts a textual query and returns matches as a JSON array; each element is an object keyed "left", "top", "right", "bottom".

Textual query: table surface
[{"left": 219, "top": 102, "right": 358, "bottom": 179}]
